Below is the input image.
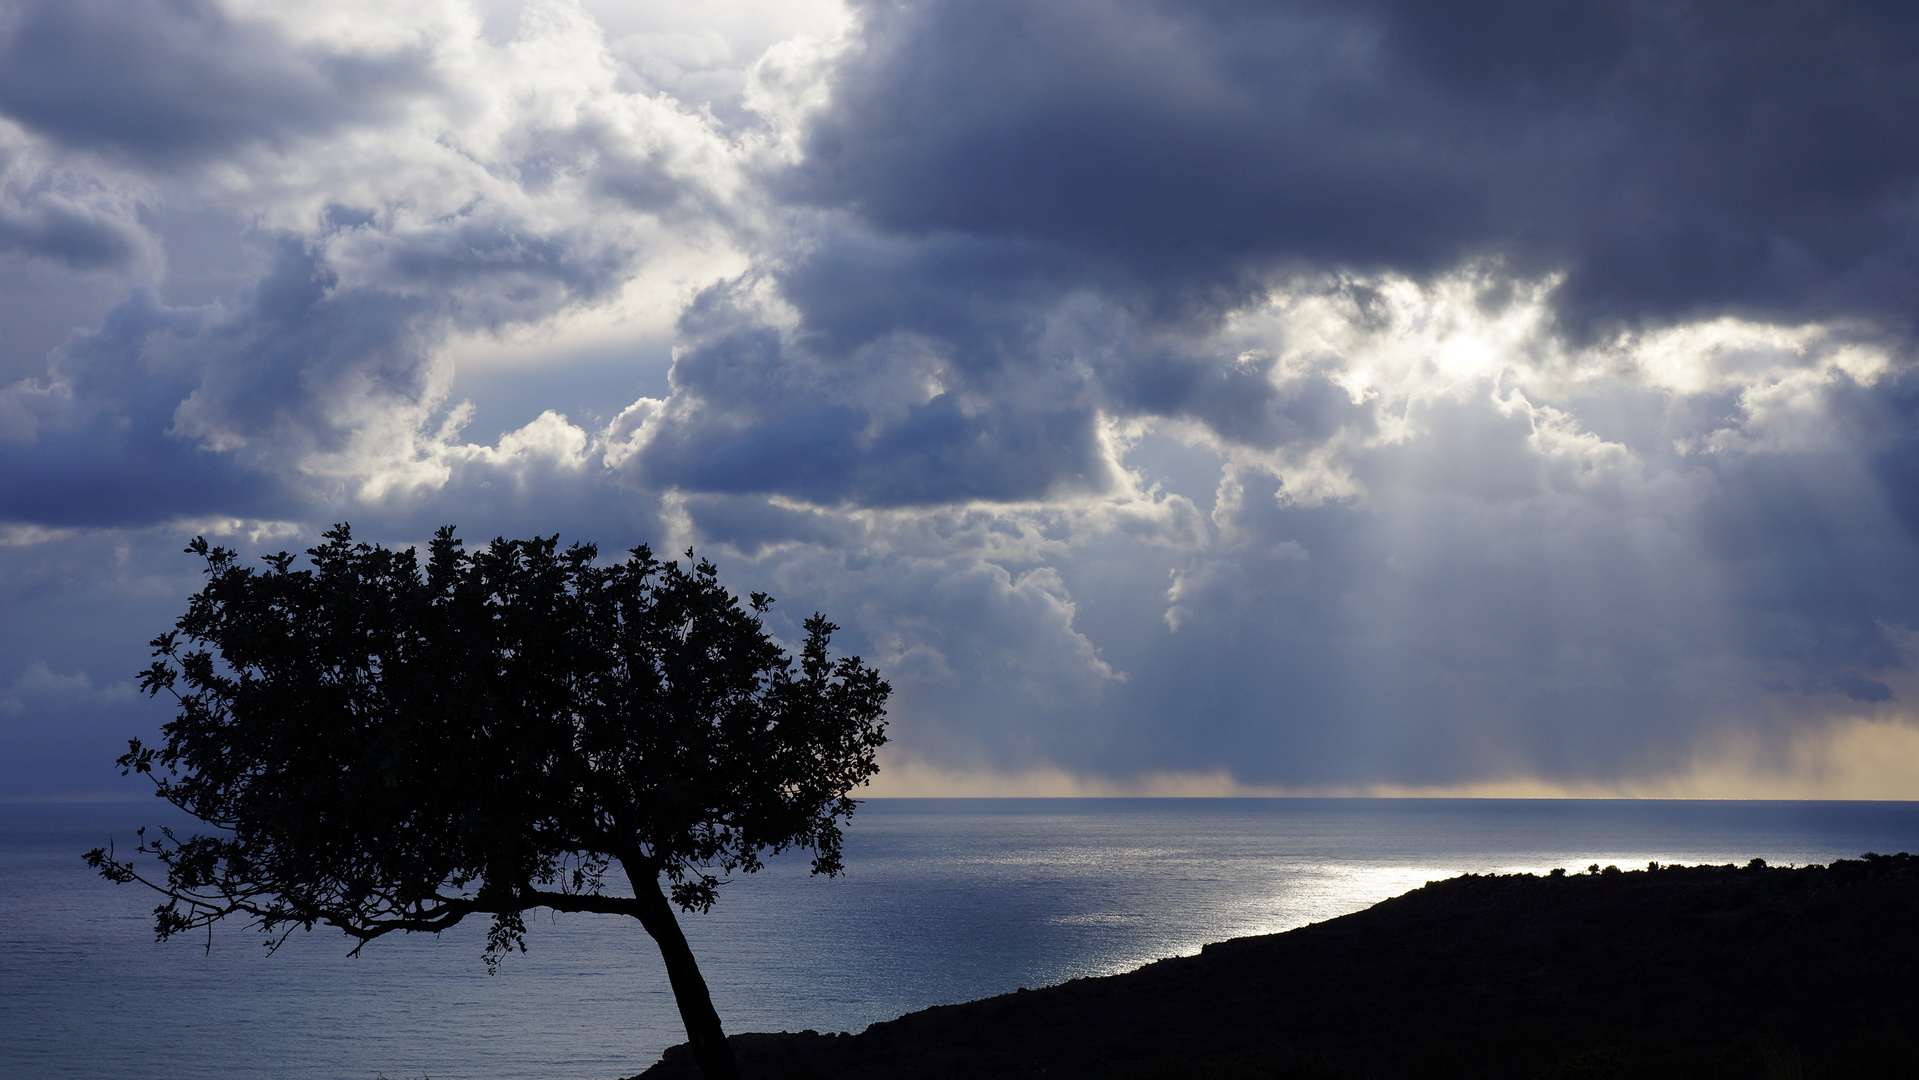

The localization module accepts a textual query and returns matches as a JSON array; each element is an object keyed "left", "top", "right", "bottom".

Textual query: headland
[{"left": 638, "top": 853, "right": 1919, "bottom": 1078}]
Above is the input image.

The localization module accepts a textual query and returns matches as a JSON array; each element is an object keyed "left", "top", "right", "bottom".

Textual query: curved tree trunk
[{"left": 626, "top": 865, "right": 741, "bottom": 1080}]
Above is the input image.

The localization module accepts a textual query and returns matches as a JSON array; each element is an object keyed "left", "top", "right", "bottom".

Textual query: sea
[{"left": 4, "top": 797, "right": 1917, "bottom": 1080}]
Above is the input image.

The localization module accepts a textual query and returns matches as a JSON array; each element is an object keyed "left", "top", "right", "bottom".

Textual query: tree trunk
[{"left": 625, "top": 864, "right": 740, "bottom": 1080}]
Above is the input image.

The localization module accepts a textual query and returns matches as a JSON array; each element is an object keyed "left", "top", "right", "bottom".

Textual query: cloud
[
  {"left": 641, "top": 266, "right": 1919, "bottom": 789},
  {"left": 718, "top": 544, "right": 1130, "bottom": 772},
  {"left": 0, "top": 660, "right": 134, "bottom": 716},
  {"left": 790, "top": 0, "right": 1919, "bottom": 334},
  {"left": 7, "top": 0, "right": 1919, "bottom": 799},
  {"left": 639, "top": 0, "right": 1919, "bottom": 512},
  {"left": 0, "top": 121, "right": 155, "bottom": 271},
  {"left": 633, "top": 302, "right": 1126, "bottom": 506},
  {"left": 0, "top": 0, "right": 434, "bottom": 166},
  {"left": 0, "top": 0, "right": 760, "bottom": 526}
]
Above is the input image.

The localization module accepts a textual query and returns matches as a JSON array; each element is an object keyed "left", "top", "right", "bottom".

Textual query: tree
[{"left": 86, "top": 525, "right": 890, "bottom": 1080}]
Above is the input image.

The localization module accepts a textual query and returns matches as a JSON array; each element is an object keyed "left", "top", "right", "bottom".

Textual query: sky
[{"left": 5, "top": 0, "right": 1919, "bottom": 801}]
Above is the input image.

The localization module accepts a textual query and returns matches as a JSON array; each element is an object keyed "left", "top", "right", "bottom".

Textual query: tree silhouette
[{"left": 86, "top": 525, "right": 890, "bottom": 1080}]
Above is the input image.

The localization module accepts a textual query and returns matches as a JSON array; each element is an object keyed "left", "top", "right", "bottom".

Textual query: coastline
[{"left": 638, "top": 853, "right": 1919, "bottom": 1079}]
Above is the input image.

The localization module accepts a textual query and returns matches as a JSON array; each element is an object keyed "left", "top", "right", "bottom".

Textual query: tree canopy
[{"left": 87, "top": 525, "right": 890, "bottom": 1080}]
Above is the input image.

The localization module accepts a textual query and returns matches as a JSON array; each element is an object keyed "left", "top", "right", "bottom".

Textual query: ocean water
[{"left": 3, "top": 797, "right": 1916, "bottom": 1080}]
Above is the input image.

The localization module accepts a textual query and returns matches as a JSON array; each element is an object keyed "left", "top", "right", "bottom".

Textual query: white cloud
[{"left": 0, "top": 660, "right": 135, "bottom": 716}]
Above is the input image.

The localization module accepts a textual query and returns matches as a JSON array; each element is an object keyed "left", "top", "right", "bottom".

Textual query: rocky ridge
[{"left": 637, "top": 853, "right": 1919, "bottom": 1079}]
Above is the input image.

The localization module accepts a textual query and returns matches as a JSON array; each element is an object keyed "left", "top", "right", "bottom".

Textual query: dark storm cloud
[
  {"left": 789, "top": 0, "right": 1919, "bottom": 333},
  {"left": 635, "top": 272, "right": 1123, "bottom": 505},
  {"left": 642, "top": 332, "right": 1115, "bottom": 505},
  {"left": 0, "top": 0, "right": 431, "bottom": 166},
  {"left": 777, "top": 228, "right": 1069, "bottom": 362},
  {"left": 632, "top": 0, "right": 1919, "bottom": 516},
  {"left": 773, "top": 225, "right": 1357, "bottom": 443},
  {"left": 637, "top": 233, "right": 1362, "bottom": 508},
  {"left": 0, "top": 180, "right": 146, "bottom": 270}
]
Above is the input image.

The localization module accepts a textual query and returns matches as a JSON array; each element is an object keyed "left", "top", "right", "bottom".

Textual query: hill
[{"left": 635, "top": 853, "right": 1919, "bottom": 1079}]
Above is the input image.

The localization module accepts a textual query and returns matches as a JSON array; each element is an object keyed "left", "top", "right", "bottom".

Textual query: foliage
[{"left": 86, "top": 522, "right": 888, "bottom": 974}]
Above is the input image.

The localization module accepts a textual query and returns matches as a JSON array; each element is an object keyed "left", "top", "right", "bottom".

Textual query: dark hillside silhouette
[
  {"left": 88, "top": 525, "right": 889, "bottom": 1080},
  {"left": 640, "top": 854, "right": 1919, "bottom": 1079}
]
